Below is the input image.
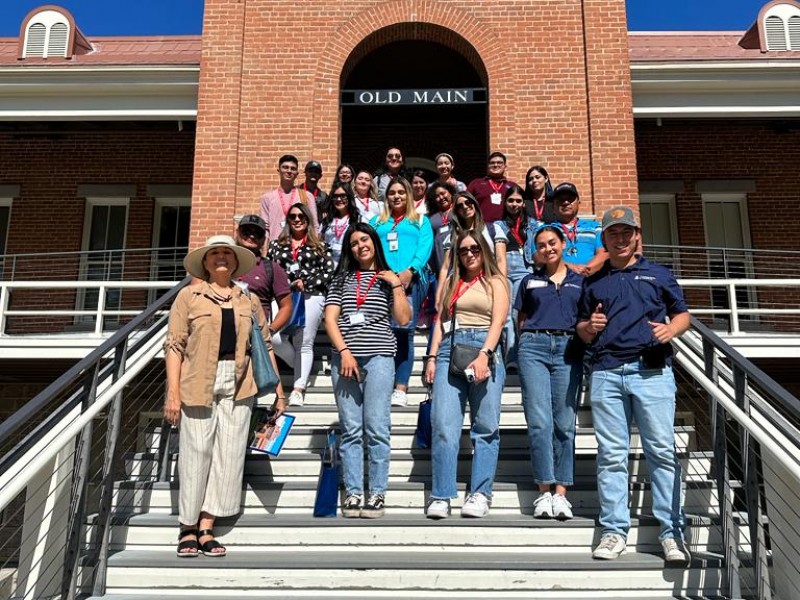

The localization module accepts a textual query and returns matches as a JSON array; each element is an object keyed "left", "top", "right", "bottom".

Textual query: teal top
[{"left": 370, "top": 214, "right": 434, "bottom": 284}]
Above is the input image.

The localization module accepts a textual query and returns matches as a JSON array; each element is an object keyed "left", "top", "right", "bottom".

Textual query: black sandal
[
  {"left": 176, "top": 528, "right": 199, "bottom": 558},
  {"left": 198, "top": 528, "right": 227, "bottom": 557}
]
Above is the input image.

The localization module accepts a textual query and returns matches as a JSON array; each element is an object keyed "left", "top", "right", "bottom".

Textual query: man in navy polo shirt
[{"left": 577, "top": 206, "right": 691, "bottom": 565}]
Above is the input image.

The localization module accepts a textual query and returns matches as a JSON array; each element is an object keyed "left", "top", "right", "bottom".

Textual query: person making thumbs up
[{"left": 576, "top": 206, "right": 691, "bottom": 566}]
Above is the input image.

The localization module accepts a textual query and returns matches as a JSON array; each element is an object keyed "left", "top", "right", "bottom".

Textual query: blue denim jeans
[
  {"left": 504, "top": 249, "right": 532, "bottom": 365},
  {"left": 331, "top": 353, "right": 395, "bottom": 495},
  {"left": 392, "top": 277, "right": 426, "bottom": 386},
  {"left": 590, "top": 362, "right": 685, "bottom": 541},
  {"left": 518, "top": 332, "right": 582, "bottom": 486},
  {"left": 431, "top": 328, "right": 505, "bottom": 499}
]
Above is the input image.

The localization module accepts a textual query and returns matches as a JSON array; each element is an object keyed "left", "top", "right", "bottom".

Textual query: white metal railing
[{"left": 0, "top": 280, "right": 181, "bottom": 336}]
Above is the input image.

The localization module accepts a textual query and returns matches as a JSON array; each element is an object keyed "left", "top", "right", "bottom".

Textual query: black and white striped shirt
[{"left": 325, "top": 270, "right": 396, "bottom": 357}]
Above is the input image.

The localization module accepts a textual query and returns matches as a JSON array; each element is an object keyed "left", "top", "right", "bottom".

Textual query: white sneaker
[
  {"left": 532, "top": 492, "right": 552, "bottom": 518},
  {"left": 390, "top": 390, "right": 407, "bottom": 407},
  {"left": 288, "top": 390, "right": 304, "bottom": 406},
  {"left": 461, "top": 492, "right": 490, "bottom": 518},
  {"left": 426, "top": 499, "right": 450, "bottom": 519},
  {"left": 551, "top": 493, "right": 573, "bottom": 520},
  {"left": 661, "top": 538, "right": 691, "bottom": 565},
  {"left": 592, "top": 533, "right": 627, "bottom": 560}
]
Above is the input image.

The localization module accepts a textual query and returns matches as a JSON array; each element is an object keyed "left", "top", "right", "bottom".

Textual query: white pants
[
  {"left": 272, "top": 293, "right": 325, "bottom": 390},
  {"left": 177, "top": 360, "right": 254, "bottom": 525}
]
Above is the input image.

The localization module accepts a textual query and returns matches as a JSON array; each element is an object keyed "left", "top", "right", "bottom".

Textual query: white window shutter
[
  {"left": 47, "top": 22, "right": 69, "bottom": 57},
  {"left": 766, "top": 15, "right": 788, "bottom": 51},
  {"left": 24, "top": 22, "right": 46, "bottom": 57},
  {"left": 789, "top": 15, "right": 800, "bottom": 50}
]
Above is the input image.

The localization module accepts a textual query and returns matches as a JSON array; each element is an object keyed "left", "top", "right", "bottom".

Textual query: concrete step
[
  {"left": 111, "top": 480, "right": 722, "bottom": 516},
  {"left": 103, "top": 549, "right": 726, "bottom": 595},
  {"left": 89, "top": 594, "right": 697, "bottom": 600},
  {"left": 106, "top": 512, "right": 723, "bottom": 554}
]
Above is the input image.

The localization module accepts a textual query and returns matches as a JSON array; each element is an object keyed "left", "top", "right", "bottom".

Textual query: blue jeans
[
  {"left": 431, "top": 329, "right": 505, "bottom": 499},
  {"left": 504, "top": 249, "right": 532, "bottom": 365},
  {"left": 392, "top": 277, "right": 425, "bottom": 386},
  {"left": 590, "top": 362, "right": 684, "bottom": 541},
  {"left": 331, "top": 353, "right": 394, "bottom": 495},
  {"left": 518, "top": 332, "right": 582, "bottom": 486}
]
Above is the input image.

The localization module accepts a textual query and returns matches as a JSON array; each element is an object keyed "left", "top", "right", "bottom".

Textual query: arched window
[
  {"left": 789, "top": 15, "right": 800, "bottom": 48},
  {"left": 765, "top": 15, "right": 788, "bottom": 50},
  {"left": 762, "top": 3, "right": 800, "bottom": 51},
  {"left": 21, "top": 9, "right": 72, "bottom": 58}
]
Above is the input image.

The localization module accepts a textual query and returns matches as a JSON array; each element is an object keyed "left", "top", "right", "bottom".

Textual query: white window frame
[
  {"left": 150, "top": 197, "right": 191, "bottom": 303},
  {"left": 764, "top": 4, "right": 800, "bottom": 51},
  {"left": 639, "top": 193, "right": 679, "bottom": 269},
  {"left": 76, "top": 197, "right": 130, "bottom": 325},
  {"left": 23, "top": 10, "right": 70, "bottom": 58},
  {"left": 0, "top": 197, "right": 11, "bottom": 255}
]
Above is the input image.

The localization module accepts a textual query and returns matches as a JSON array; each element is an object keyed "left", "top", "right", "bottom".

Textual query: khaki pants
[{"left": 178, "top": 360, "right": 254, "bottom": 525}]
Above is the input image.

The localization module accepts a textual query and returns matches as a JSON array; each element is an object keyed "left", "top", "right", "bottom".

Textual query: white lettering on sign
[{"left": 355, "top": 89, "right": 475, "bottom": 105}]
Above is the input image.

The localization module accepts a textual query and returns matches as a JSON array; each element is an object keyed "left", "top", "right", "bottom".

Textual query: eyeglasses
[
  {"left": 239, "top": 227, "right": 264, "bottom": 239},
  {"left": 288, "top": 213, "right": 307, "bottom": 221},
  {"left": 331, "top": 193, "right": 348, "bottom": 200},
  {"left": 455, "top": 201, "right": 475, "bottom": 211},
  {"left": 457, "top": 244, "right": 482, "bottom": 257},
  {"left": 386, "top": 153, "right": 402, "bottom": 159}
]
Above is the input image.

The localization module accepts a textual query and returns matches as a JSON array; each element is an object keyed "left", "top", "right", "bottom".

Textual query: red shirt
[
  {"left": 237, "top": 255, "right": 291, "bottom": 319},
  {"left": 466, "top": 177, "right": 517, "bottom": 222}
]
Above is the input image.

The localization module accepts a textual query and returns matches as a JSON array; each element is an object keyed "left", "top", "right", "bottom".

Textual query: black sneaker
[
  {"left": 361, "top": 494, "right": 385, "bottom": 518},
  {"left": 342, "top": 494, "right": 362, "bottom": 518}
]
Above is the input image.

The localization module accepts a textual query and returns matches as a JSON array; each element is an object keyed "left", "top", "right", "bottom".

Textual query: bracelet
[
  {"left": 423, "top": 354, "right": 438, "bottom": 362},
  {"left": 392, "top": 284, "right": 403, "bottom": 289},
  {"left": 339, "top": 347, "right": 352, "bottom": 354}
]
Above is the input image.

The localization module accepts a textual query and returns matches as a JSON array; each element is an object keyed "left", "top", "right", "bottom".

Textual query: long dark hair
[
  {"left": 503, "top": 184, "right": 529, "bottom": 244},
  {"left": 425, "top": 181, "right": 457, "bottom": 216},
  {"left": 277, "top": 202, "right": 327, "bottom": 255},
  {"left": 321, "top": 181, "right": 360, "bottom": 230},
  {"left": 333, "top": 222, "right": 391, "bottom": 282},
  {"left": 451, "top": 190, "right": 486, "bottom": 233},
  {"left": 524, "top": 165, "right": 553, "bottom": 201}
]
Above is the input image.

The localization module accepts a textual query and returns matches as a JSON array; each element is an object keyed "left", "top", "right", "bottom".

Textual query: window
[
  {"left": 639, "top": 194, "right": 679, "bottom": 273},
  {"left": 22, "top": 10, "right": 70, "bottom": 58},
  {"left": 763, "top": 3, "right": 800, "bottom": 51},
  {"left": 150, "top": 198, "right": 191, "bottom": 302}
]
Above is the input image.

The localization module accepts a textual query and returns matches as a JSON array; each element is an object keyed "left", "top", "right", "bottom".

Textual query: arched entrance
[{"left": 340, "top": 25, "right": 488, "bottom": 182}]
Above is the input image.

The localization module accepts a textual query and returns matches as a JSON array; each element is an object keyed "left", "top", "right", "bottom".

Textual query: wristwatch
[
  {"left": 480, "top": 348, "right": 494, "bottom": 358},
  {"left": 408, "top": 266, "right": 418, "bottom": 277}
]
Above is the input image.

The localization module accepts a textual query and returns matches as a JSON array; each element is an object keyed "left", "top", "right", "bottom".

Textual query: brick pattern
[{"left": 191, "top": 0, "right": 639, "bottom": 244}]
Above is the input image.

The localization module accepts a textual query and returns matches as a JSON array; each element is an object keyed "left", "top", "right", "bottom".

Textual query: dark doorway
[{"left": 341, "top": 38, "right": 488, "bottom": 183}]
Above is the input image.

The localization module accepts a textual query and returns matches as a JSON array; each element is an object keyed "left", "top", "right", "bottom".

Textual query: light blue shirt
[{"left": 370, "top": 214, "right": 434, "bottom": 283}]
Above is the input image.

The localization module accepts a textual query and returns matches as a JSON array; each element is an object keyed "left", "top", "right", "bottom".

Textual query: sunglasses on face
[
  {"left": 386, "top": 153, "right": 402, "bottom": 159},
  {"left": 557, "top": 197, "right": 579, "bottom": 204},
  {"left": 288, "top": 213, "right": 307, "bottom": 222},
  {"left": 456, "top": 201, "right": 475, "bottom": 211},
  {"left": 458, "top": 244, "right": 482, "bottom": 257},
  {"left": 239, "top": 227, "right": 264, "bottom": 239}
]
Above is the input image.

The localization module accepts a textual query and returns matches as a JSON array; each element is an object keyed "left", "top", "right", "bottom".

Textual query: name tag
[
  {"left": 387, "top": 232, "right": 398, "bottom": 241},
  {"left": 527, "top": 279, "right": 547, "bottom": 289},
  {"left": 441, "top": 319, "right": 459, "bottom": 334},
  {"left": 439, "top": 225, "right": 450, "bottom": 235},
  {"left": 288, "top": 263, "right": 300, "bottom": 274},
  {"left": 349, "top": 313, "right": 366, "bottom": 325},
  {"left": 490, "top": 192, "right": 502, "bottom": 205},
  {"left": 280, "top": 220, "right": 286, "bottom": 229}
]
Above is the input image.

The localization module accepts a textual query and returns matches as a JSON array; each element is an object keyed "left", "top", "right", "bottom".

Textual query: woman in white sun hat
[{"left": 164, "top": 234, "right": 277, "bottom": 558}]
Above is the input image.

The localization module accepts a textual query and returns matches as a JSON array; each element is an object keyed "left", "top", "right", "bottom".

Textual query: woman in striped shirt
[{"left": 324, "top": 223, "right": 411, "bottom": 518}]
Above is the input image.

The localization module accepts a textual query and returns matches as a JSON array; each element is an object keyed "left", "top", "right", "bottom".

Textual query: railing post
[
  {"left": 61, "top": 365, "right": 100, "bottom": 600},
  {"left": 704, "top": 338, "right": 742, "bottom": 598},
  {"left": 0, "top": 284, "right": 9, "bottom": 337},
  {"left": 733, "top": 365, "right": 772, "bottom": 599},
  {"left": 728, "top": 283, "right": 740, "bottom": 334},
  {"left": 95, "top": 285, "right": 107, "bottom": 335},
  {"left": 90, "top": 340, "right": 129, "bottom": 596}
]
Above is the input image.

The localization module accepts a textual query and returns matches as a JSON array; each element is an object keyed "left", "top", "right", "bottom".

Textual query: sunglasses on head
[
  {"left": 458, "top": 244, "right": 482, "bottom": 257},
  {"left": 288, "top": 213, "right": 307, "bottom": 221}
]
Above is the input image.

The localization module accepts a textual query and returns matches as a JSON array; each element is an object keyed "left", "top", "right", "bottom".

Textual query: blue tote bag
[
  {"left": 313, "top": 430, "right": 340, "bottom": 517},
  {"left": 282, "top": 290, "right": 306, "bottom": 335}
]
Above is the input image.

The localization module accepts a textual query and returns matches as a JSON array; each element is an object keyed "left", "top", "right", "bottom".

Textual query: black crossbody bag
[{"left": 447, "top": 303, "right": 492, "bottom": 379}]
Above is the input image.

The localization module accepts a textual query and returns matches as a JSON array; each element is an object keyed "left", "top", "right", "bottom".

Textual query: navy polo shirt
[
  {"left": 515, "top": 268, "right": 584, "bottom": 332},
  {"left": 578, "top": 256, "right": 688, "bottom": 371}
]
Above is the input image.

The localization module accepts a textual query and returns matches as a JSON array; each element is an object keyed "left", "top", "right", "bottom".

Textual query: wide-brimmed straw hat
[{"left": 183, "top": 235, "right": 256, "bottom": 279}]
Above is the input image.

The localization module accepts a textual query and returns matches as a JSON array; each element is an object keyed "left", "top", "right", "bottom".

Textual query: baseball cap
[
  {"left": 601, "top": 206, "right": 639, "bottom": 232},
  {"left": 551, "top": 182, "right": 579, "bottom": 199},
  {"left": 238, "top": 214, "right": 266, "bottom": 232},
  {"left": 305, "top": 160, "right": 322, "bottom": 172}
]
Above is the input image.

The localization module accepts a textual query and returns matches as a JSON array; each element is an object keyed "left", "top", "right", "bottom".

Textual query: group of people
[{"left": 163, "top": 148, "right": 692, "bottom": 566}]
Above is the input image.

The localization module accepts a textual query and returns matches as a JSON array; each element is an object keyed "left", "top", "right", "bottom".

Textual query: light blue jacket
[{"left": 370, "top": 214, "right": 434, "bottom": 286}]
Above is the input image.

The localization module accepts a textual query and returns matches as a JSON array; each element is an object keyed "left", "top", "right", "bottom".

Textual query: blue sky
[{"left": 0, "top": 0, "right": 770, "bottom": 36}]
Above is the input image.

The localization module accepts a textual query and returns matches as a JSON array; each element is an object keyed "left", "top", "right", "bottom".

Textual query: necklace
[{"left": 209, "top": 284, "right": 233, "bottom": 304}]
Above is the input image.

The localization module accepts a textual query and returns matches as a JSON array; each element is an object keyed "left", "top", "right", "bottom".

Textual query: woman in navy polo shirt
[{"left": 516, "top": 225, "right": 584, "bottom": 521}]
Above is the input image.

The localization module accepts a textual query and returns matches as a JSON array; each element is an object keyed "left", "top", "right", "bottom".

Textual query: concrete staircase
[{"left": 92, "top": 333, "right": 728, "bottom": 599}]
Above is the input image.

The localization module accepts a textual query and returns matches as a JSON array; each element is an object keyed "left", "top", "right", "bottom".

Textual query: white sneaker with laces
[
  {"left": 592, "top": 533, "right": 627, "bottom": 560},
  {"left": 461, "top": 492, "right": 490, "bottom": 518},
  {"left": 426, "top": 499, "right": 450, "bottom": 519},
  {"left": 390, "top": 390, "right": 407, "bottom": 407},
  {"left": 532, "top": 492, "right": 552, "bottom": 518},
  {"left": 661, "top": 538, "right": 691, "bottom": 565},
  {"left": 288, "top": 390, "right": 304, "bottom": 406},
  {"left": 551, "top": 493, "right": 573, "bottom": 520}
]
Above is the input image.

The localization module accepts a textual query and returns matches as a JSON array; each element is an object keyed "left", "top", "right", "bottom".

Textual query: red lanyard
[
  {"left": 560, "top": 219, "right": 578, "bottom": 245},
  {"left": 291, "top": 236, "right": 307, "bottom": 261},
  {"left": 391, "top": 215, "right": 404, "bottom": 230},
  {"left": 488, "top": 179, "right": 504, "bottom": 194},
  {"left": 414, "top": 198, "right": 425, "bottom": 211},
  {"left": 449, "top": 272, "right": 484, "bottom": 314},
  {"left": 441, "top": 211, "right": 450, "bottom": 226},
  {"left": 279, "top": 188, "right": 297, "bottom": 215},
  {"left": 511, "top": 217, "right": 524, "bottom": 245},
  {"left": 303, "top": 183, "right": 319, "bottom": 199},
  {"left": 358, "top": 196, "right": 370, "bottom": 213},
  {"left": 532, "top": 198, "right": 544, "bottom": 221},
  {"left": 333, "top": 216, "right": 350, "bottom": 239},
  {"left": 355, "top": 270, "right": 380, "bottom": 310}
]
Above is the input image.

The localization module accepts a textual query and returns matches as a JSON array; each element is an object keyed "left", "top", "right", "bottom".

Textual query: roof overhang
[
  {"left": 0, "top": 65, "right": 198, "bottom": 121},
  {"left": 631, "top": 60, "right": 800, "bottom": 118}
]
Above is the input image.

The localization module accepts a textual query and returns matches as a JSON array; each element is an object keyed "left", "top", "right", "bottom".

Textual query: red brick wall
[{"left": 191, "top": 0, "right": 639, "bottom": 245}]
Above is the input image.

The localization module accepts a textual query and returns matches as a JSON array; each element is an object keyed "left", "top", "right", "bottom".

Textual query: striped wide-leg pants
[{"left": 177, "top": 360, "right": 254, "bottom": 525}]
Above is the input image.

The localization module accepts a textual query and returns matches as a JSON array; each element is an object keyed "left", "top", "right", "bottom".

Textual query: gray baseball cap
[{"left": 601, "top": 206, "right": 638, "bottom": 232}]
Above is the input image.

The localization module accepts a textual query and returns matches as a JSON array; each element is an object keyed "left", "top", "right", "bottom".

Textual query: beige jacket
[{"left": 164, "top": 281, "right": 272, "bottom": 406}]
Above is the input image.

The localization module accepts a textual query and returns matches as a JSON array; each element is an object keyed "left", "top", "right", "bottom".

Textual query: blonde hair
[
  {"left": 439, "top": 229, "right": 505, "bottom": 322},
  {"left": 376, "top": 177, "right": 423, "bottom": 225}
]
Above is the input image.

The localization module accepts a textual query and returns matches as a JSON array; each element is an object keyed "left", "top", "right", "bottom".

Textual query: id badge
[
  {"left": 280, "top": 219, "right": 286, "bottom": 229},
  {"left": 439, "top": 225, "right": 450, "bottom": 235},
  {"left": 389, "top": 240, "right": 399, "bottom": 252},
  {"left": 490, "top": 192, "right": 502, "bottom": 205},
  {"left": 387, "top": 232, "right": 399, "bottom": 242},
  {"left": 349, "top": 312, "right": 366, "bottom": 325},
  {"left": 441, "top": 319, "right": 459, "bottom": 334},
  {"left": 527, "top": 279, "right": 547, "bottom": 289},
  {"left": 288, "top": 263, "right": 300, "bottom": 274}
]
